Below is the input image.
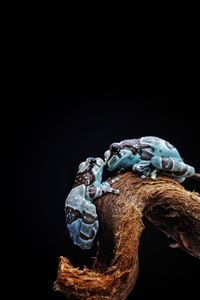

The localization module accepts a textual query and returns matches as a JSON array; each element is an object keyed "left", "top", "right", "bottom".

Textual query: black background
[{"left": 4, "top": 73, "right": 199, "bottom": 299}]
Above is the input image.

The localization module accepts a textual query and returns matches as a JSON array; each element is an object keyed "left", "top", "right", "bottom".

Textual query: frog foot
[
  {"left": 150, "top": 168, "right": 157, "bottom": 180},
  {"left": 140, "top": 167, "right": 151, "bottom": 179},
  {"left": 140, "top": 168, "right": 158, "bottom": 180},
  {"left": 106, "top": 176, "right": 120, "bottom": 185},
  {"left": 102, "top": 177, "right": 120, "bottom": 194}
]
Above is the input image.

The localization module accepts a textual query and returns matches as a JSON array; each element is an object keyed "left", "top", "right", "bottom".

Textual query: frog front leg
[
  {"left": 102, "top": 177, "right": 120, "bottom": 194},
  {"left": 132, "top": 160, "right": 152, "bottom": 178},
  {"left": 87, "top": 177, "right": 120, "bottom": 200},
  {"left": 151, "top": 156, "right": 195, "bottom": 182}
]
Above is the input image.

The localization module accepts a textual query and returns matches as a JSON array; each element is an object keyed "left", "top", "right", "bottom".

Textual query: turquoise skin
[
  {"left": 65, "top": 157, "right": 119, "bottom": 249},
  {"left": 104, "top": 136, "right": 195, "bottom": 183}
]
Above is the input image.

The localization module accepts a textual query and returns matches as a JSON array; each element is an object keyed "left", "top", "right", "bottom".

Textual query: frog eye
[
  {"left": 87, "top": 157, "right": 97, "bottom": 165},
  {"left": 110, "top": 143, "right": 121, "bottom": 154}
]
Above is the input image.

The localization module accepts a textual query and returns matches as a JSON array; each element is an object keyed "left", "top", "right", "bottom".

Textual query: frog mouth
[
  {"left": 105, "top": 150, "right": 122, "bottom": 164},
  {"left": 104, "top": 150, "right": 122, "bottom": 170}
]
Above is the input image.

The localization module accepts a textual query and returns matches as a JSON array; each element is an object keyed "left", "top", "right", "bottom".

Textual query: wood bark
[{"left": 54, "top": 172, "right": 200, "bottom": 299}]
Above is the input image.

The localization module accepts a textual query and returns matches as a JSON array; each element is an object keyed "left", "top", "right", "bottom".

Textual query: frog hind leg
[
  {"left": 151, "top": 156, "right": 195, "bottom": 182},
  {"left": 78, "top": 202, "right": 99, "bottom": 249},
  {"left": 66, "top": 201, "right": 99, "bottom": 250}
]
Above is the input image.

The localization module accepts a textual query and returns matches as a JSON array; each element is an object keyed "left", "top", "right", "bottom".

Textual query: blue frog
[
  {"left": 104, "top": 136, "right": 195, "bottom": 183},
  {"left": 65, "top": 157, "right": 119, "bottom": 249}
]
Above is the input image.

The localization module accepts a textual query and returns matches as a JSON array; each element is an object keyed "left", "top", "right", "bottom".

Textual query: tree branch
[{"left": 54, "top": 172, "right": 200, "bottom": 299}]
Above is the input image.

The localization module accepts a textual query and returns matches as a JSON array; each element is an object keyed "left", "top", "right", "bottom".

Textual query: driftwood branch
[{"left": 54, "top": 172, "right": 200, "bottom": 299}]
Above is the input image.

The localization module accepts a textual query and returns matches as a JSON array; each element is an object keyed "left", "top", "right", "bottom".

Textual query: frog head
[
  {"left": 104, "top": 142, "right": 138, "bottom": 171},
  {"left": 78, "top": 157, "right": 105, "bottom": 185}
]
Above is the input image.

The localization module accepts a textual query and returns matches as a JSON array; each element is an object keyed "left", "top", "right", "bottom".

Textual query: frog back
[
  {"left": 140, "top": 136, "right": 182, "bottom": 160},
  {"left": 65, "top": 184, "right": 86, "bottom": 209}
]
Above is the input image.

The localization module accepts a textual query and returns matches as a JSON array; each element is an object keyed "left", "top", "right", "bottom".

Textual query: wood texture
[{"left": 54, "top": 172, "right": 200, "bottom": 299}]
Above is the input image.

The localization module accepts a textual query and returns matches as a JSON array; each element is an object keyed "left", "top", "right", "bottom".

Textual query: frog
[
  {"left": 104, "top": 136, "right": 195, "bottom": 183},
  {"left": 65, "top": 157, "right": 119, "bottom": 249}
]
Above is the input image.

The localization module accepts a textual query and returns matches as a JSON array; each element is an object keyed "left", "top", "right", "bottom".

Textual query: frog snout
[
  {"left": 96, "top": 157, "right": 105, "bottom": 167},
  {"left": 104, "top": 150, "right": 119, "bottom": 170},
  {"left": 104, "top": 150, "right": 111, "bottom": 163}
]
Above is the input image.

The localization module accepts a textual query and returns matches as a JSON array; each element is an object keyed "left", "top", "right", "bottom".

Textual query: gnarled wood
[{"left": 54, "top": 172, "right": 200, "bottom": 299}]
